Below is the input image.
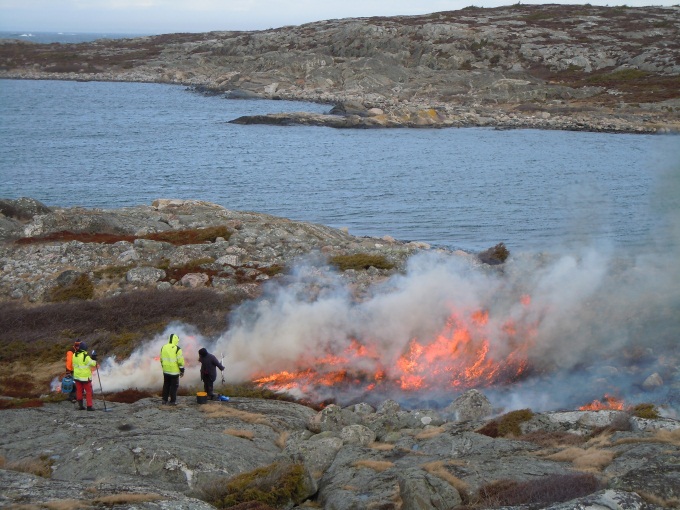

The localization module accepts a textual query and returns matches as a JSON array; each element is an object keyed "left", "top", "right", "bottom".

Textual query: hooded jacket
[
  {"left": 160, "top": 334, "right": 185, "bottom": 375},
  {"left": 72, "top": 349, "right": 97, "bottom": 382},
  {"left": 198, "top": 348, "right": 225, "bottom": 382}
]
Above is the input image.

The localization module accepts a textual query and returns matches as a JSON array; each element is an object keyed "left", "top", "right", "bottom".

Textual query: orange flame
[
  {"left": 254, "top": 299, "right": 537, "bottom": 398},
  {"left": 579, "top": 394, "right": 625, "bottom": 411}
]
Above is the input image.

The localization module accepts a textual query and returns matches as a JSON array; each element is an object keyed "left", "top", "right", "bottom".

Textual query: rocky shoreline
[
  {"left": 1, "top": 391, "right": 679, "bottom": 509},
  {"left": 0, "top": 197, "right": 436, "bottom": 305},
  {"left": 1, "top": 4, "right": 679, "bottom": 134}
]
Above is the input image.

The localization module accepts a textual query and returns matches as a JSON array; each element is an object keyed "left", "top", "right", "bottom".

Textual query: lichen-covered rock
[
  {"left": 398, "top": 467, "right": 462, "bottom": 509},
  {"left": 308, "top": 404, "right": 361, "bottom": 433},
  {"left": 442, "top": 389, "right": 492, "bottom": 422},
  {"left": 340, "top": 424, "right": 376, "bottom": 446},
  {"left": 126, "top": 266, "right": 166, "bottom": 285}
]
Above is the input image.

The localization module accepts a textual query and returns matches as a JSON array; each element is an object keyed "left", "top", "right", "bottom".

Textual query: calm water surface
[{"left": 1, "top": 79, "right": 677, "bottom": 252}]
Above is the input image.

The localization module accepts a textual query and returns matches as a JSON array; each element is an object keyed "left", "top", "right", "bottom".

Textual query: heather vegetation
[
  {"left": 477, "top": 242, "right": 510, "bottom": 265},
  {"left": 16, "top": 224, "right": 232, "bottom": 245},
  {"left": 328, "top": 253, "right": 395, "bottom": 271},
  {"left": 0, "top": 287, "right": 244, "bottom": 364},
  {"left": 477, "top": 408, "right": 534, "bottom": 438},
  {"left": 197, "top": 462, "right": 309, "bottom": 509},
  {"left": 469, "top": 473, "right": 601, "bottom": 508}
]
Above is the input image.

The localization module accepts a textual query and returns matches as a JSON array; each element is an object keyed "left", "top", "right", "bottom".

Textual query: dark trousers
[
  {"left": 162, "top": 373, "right": 180, "bottom": 403},
  {"left": 203, "top": 377, "right": 216, "bottom": 399}
]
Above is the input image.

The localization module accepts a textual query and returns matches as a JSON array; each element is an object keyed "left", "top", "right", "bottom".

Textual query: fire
[
  {"left": 254, "top": 301, "right": 537, "bottom": 399},
  {"left": 579, "top": 394, "right": 626, "bottom": 411}
]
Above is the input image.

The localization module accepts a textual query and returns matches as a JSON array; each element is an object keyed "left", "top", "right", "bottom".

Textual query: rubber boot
[
  {"left": 87, "top": 406, "right": 95, "bottom": 411},
  {"left": 77, "top": 400, "right": 85, "bottom": 410}
]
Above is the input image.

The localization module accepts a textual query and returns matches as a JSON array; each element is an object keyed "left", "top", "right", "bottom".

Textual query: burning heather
[{"left": 97, "top": 164, "right": 679, "bottom": 415}]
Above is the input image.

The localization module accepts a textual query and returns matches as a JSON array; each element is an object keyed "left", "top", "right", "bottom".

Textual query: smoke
[{"left": 98, "top": 152, "right": 679, "bottom": 414}]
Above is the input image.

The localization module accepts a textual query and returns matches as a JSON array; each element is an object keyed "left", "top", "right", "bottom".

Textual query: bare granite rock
[{"left": 0, "top": 393, "right": 677, "bottom": 508}]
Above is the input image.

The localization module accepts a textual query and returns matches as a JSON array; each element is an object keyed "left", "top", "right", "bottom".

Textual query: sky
[{"left": 0, "top": 0, "right": 677, "bottom": 34}]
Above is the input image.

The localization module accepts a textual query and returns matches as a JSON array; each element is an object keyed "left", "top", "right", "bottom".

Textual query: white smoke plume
[{"left": 98, "top": 154, "right": 679, "bottom": 414}]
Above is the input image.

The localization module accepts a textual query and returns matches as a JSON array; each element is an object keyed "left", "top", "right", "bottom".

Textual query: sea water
[{"left": 0, "top": 78, "right": 677, "bottom": 252}]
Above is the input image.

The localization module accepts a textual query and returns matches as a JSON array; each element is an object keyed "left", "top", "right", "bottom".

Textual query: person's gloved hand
[
  {"left": 180, "top": 367, "right": 185, "bottom": 378},
  {"left": 90, "top": 353, "right": 97, "bottom": 361}
]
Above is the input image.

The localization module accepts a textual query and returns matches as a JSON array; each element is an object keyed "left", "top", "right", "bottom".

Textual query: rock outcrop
[
  {"left": 1, "top": 392, "right": 678, "bottom": 509},
  {"left": 0, "top": 198, "right": 434, "bottom": 304},
  {"left": 1, "top": 4, "right": 679, "bottom": 133}
]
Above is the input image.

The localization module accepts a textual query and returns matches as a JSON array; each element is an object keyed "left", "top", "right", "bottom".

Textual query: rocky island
[{"left": 1, "top": 4, "right": 679, "bottom": 133}]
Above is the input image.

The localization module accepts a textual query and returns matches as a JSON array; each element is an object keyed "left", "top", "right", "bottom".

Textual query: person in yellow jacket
[
  {"left": 160, "top": 333, "right": 185, "bottom": 405},
  {"left": 72, "top": 341, "right": 97, "bottom": 411}
]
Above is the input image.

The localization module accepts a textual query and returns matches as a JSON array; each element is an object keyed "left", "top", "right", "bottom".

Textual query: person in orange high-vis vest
[{"left": 64, "top": 340, "right": 80, "bottom": 402}]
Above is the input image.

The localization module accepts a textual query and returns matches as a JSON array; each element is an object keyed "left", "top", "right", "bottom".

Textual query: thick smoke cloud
[{"left": 99, "top": 154, "right": 679, "bottom": 414}]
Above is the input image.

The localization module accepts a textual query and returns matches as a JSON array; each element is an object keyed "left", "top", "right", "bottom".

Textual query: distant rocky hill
[{"left": 1, "top": 4, "right": 679, "bottom": 132}]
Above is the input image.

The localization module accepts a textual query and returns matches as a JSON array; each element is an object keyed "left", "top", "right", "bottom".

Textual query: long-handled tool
[
  {"left": 93, "top": 351, "right": 111, "bottom": 412},
  {"left": 221, "top": 352, "right": 226, "bottom": 384}
]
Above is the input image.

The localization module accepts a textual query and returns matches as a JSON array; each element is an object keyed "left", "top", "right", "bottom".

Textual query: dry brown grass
[
  {"left": 542, "top": 446, "right": 615, "bottom": 471},
  {"left": 637, "top": 491, "right": 680, "bottom": 509},
  {"left": 421, "top": 460, "right": 470, "bottom": 494},
  {"left": 6, "top": 456, "right": 53, "bottom": 478},
  {"left": 199, "top": 403, "right": 272, "bottom": 427},
  {"left": 224, "top": 428, "right": 256, "bottom": 440},
  {"left": 352, "top": 459, "right": 394, "bottom": 472},
  {"left": 613, "top": 428, "right": 680, "bottom": 446},
  {"left": 95, "top": 493, "right": 163, "bottom": 504},
  {"left": 368, "top": 442, "right": 396, "bottom": 451},
  {"left": 43, "top": 500, "right": 90, "bottom": 510},
  {"left": 275, "top": 430, "right": 289, "bottom": 449},
  {"left": 415, "top": 426, "right": 446, "bottom": 440}
]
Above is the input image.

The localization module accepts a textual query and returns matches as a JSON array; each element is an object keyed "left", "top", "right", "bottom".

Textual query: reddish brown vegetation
[
  {"left": 16, "top": 225, "right": 232, "bottom": 246},
  {"left": 473, "top": 473, "right": 601, "bottom": 507},
  {"left": 0, "top": 399, "right": 43, "bottom": 410},
  {"left": 105, "top": 389, "right": 155, "bottom": 403},
  {"left": 0, "top": 287, "right": 243, "bottom": 363}
]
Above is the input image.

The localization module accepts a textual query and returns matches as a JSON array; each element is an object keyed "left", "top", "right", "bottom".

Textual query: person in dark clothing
[{"left": 198, "top": 348, "right": 225, "bottom": 400}]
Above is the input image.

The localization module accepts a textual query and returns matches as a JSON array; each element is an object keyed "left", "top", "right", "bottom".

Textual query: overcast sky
[{"left": 0, "top": 0, "right": 676, "bottom": 34}]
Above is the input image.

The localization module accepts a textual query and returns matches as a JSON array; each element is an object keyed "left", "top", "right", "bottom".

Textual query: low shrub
[
  {"left": 518, "top": 431, "right": 588, "bottom": 447},
  {"left": 48, "top": 273, "right": 95, "bottom": 302},
  {"left": 477, "top": 409, "right": 534, "bottom": 438},
  {"left": 632, "top": 403, "right": 659, "bottom": 419},
  {"left": 146, "top": 225, "right": 231, "bottom": 245},
  {"left": 477, "top": 242, "right": 510, "bottom": 265},
  {"left": 328, "top": 253, "right": 395, "bottom": 271},
  {"left": 475, "top": 473, "right": 600, "bottom": 507},
  {"left": 198, "top": 462, "right": 308, "bottom": 509}
]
